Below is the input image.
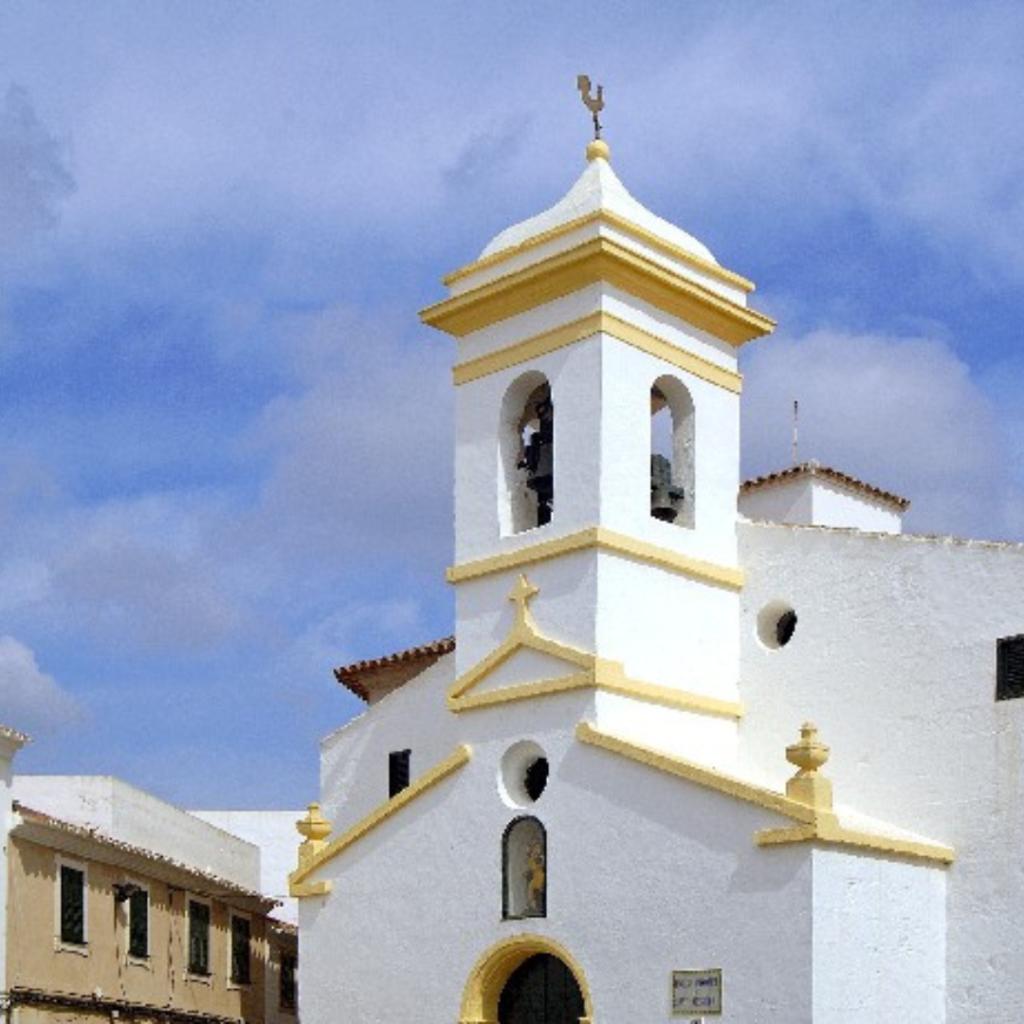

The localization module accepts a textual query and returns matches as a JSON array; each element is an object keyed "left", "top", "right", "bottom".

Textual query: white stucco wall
[
  {"left": 13, "top": 775, "right": 260, "bottom": 889},
  {"left": 303, "top": 697, "right": 826, "bottom": 1024},
  {"left": 191, "top": 810, "right": 303, "bottom": 925},
  {"left": 737, "top": 521, "right": 1024, "bottom": 1023},
  {"left": 812, "top": 850, "right": 946, "bottom": 1022}
]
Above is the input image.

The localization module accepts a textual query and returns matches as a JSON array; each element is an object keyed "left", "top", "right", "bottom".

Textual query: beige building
[{"left": 3, "top": 776, "right": 298, "bottom": 1024}]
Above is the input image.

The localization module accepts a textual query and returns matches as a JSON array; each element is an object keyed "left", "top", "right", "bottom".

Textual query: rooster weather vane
[{"left": 576, "top": 75, "right": 604, "bottom": 140}]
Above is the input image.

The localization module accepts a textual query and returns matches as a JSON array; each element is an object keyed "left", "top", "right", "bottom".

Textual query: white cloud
[
  {"left": 742, "top": 328, "right": 1024, "bottom": 540},
  {"left": 0, "top": 634, "right": 84, "bottom": 736}
]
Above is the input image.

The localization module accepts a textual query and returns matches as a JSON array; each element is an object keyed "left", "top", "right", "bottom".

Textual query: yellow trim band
[
  {"left": 579, "top": 722, "right": 955, "bottom": 866},
  {"left": 447, "top": 526, "right": 744, "bottom": 590},
  {"left": 755, "top": 821, "right": 955, "bottom": 865},
  {"left": 421, "top": 236, "right": 775, "bottom": 345},
  {"left": 577, "top": 721, "right": 814, "bottom": 822},
  {"left": 443, "top": 208, "right": 755, "bottom": 295},
  {"left": 288, "top": 744, "right": 472, "bottom": 893},
  {"left": 452, "top": 311, "right": 742, "bottom": 393}
]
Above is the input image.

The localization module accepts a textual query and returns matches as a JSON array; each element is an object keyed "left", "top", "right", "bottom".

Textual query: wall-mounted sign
[{"left": 671, "top": 968, "right": 722, "bottom": 1016}]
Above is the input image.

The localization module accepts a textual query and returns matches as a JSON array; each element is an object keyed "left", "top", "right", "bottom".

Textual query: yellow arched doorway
[{"left": 459, "top": 934, "right": 593, "bottom": 1024}]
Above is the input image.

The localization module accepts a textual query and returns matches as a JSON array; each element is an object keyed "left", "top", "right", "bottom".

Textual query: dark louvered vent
[
  {"left": 389, "top": 749, "right": 411, "bottom": 797},
  {"left": 996, "top": 635, "right": 1024, "bottom": 700}
]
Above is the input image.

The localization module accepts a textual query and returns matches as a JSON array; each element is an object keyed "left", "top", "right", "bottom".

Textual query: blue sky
[{"left": 2, "top": 2, "right": 1024, "bottom": 807}]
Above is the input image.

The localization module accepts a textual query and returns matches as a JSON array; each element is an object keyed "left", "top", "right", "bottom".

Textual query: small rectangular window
[
  {"left": 60, "top": 863, "right": 86, "bottom": 945},
  {"left": 128, "top": 887, "right": 149, "bottom": 958},
  {"left": 230, "top": 915, "right": 251, "bottom": 985},
  {"left": 188, "top": 899, "right": 211, "bottom": 975},
  {"left": 389, "top": 749, "right": 411, "bottom": 798},
  {"left": 997, "top": 635, "right": 1024, "bottom": 700},
  {"left": 280, "top": 951, "right": 297, "bottom": 1010}
]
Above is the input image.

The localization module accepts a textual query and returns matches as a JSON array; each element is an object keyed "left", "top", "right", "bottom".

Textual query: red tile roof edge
[
  {"left": 334, "top": 636, "right": 456, "bottom": 700},
  {"left": 740, "top": 461, "right": 910, "bottom": 511}
]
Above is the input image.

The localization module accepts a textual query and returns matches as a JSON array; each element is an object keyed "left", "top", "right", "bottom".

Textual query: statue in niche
[{"left": 503, "top": 817, "right": 546, "bottom": 919}]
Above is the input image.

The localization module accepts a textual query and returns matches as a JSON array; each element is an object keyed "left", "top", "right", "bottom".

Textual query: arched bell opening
[
  {"left": 650, "top": 375, "right": 695, "bottom": 528},
  {"left": 458, "top": 934, "right": 593, "bottom": 1024},
  {"left": 500, "top": 372, "right": 555, "bottom": 535}
]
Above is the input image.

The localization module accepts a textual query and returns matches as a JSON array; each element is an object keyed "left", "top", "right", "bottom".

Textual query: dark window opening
[
  {"left": 128, "top": 888, "right": 149, "bottom": 958},
  {"left": 517, "top": 384, "right": 554, "bottom": 530},
  {"left": 188, "top": 900, "right": 211, "bottom": 975},
  {"left": 280, "top": 951, "right": 298, "bottom": 1010},
  {"left": 231, "top": 915, "right": 251, "bottom": 984},
  {"left": 997, "top": 635, "right": 1024, "bottom": 700},
  {"left": 389, "top": 749, "right": 411, "bottom": 798},
  {"left": 60, "top": 864, "right": 85, "bottom": 945},
  {"left": 776, "top": 609, "right": 798, "bottom": 647},
  {"left": 523, "top": 758, "right": 549, "bottom": 802}
]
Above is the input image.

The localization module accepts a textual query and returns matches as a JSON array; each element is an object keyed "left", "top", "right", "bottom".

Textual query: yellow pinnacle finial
[
  {"left": 296, "top": 802, "right": 332, "bottom": 868},
  {"left": 586, "top": 139, "right": 611, "bottom": 162},
  {"left": 784, "top": 723, "right": 833, "bottom": 812}
]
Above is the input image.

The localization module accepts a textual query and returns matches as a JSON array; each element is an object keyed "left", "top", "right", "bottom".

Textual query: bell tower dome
[{"left": 422, "top": 131, "right": 774, "bottom": 760}]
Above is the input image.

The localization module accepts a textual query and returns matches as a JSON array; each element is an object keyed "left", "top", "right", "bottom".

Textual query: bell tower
[{"left": 421, "top": 124, "right": 774, "bottom": 761}]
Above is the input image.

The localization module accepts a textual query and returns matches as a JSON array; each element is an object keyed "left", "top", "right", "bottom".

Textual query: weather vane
[{"left": 576, "top": 75, "right": 604, "bottom": 140}]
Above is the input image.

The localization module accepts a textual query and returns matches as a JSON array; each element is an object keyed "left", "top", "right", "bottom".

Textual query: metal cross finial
[{"left": 577, "top": 74, "right": 604, "bottom": 140}]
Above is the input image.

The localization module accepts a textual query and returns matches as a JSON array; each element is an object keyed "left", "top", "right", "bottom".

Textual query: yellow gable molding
[
  {"left": 442, "top": 208, "right": 755, "bottom": 295},
  {"left": 421, "top": 236, "right": 775, "bottom": 345},
  {"left": 755, "top": 820, "right": 955, "bottom": 866},
  {"left": 577, "top": 721, "right": 815, "bottom": 823},
  {"left": 449, "top": 670, "right": 744, "bottom": 718},
  {"left": 288, "top": 744, "right": 472, "bottom": 893},
  {"left": 446, "top": 526, "right": 744, "bottom": 590},
  {"left": 452, "top": 311, "right": 743, "bottom": 394}
]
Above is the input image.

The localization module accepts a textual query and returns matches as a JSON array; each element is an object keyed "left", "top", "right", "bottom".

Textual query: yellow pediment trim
[
  {"left": 288, "top": 744, "right": 472, "bottom": 894},
  {"left": 442, "top": 208, "right": 755, "bottom": 295},
  {"left": 452, "top": 311, "right": 742, "bottom": 393},
  {"left": 448, "top": 575, "right": 743, "bottom": 719},
  {"left": 447, "top": 526, "right": 744, "bottom": 590},
  {"left": 578, "top": 722, "right": 955, "bottom": 866},
  {"left": 421, "top": 236, "right": 775, "bottom": 345}
]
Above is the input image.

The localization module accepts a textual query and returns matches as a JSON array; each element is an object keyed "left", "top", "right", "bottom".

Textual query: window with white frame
[{"left": 58, "top": 858, "right": 87, "bottom": 946}]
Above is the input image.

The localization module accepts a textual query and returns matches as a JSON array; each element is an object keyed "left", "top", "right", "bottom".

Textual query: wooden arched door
[{"left": 497, "top": 953, "right": 585, "bottom": 1024}]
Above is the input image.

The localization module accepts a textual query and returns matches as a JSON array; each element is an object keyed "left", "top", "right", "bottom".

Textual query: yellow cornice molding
[
  {"left": 288, "top": 744, "right": 472, "bottom": 894},
  {"left": 421, "top": 236, "right": 775, "bottom": 345},
  {"left": 447, "top": 526, "right": 744, "bottom": 591},
  {"left": 577, "top": 721, "right": 814, "bottom": 823},
  {"left": 442, "top": 209, "right": 755, "bottom": 295},
  {"left": 755, "top": 820, "right": 955, "bottom": 865},
  {"left": 578, "top": 722, "right": 956, "bottom": 867},
  {"left": 448, "top": 575, "right": 744, "bottom": 718},
  {"left": 452, "top": 311, "right": 743, "bottom": 393}
]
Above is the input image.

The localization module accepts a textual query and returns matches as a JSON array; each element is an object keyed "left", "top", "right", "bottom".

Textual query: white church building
[{"left": 288, "top": 131, "right": 1024, "bottom": 1023}]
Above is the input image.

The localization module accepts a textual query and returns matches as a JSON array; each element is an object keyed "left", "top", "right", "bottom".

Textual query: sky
[{"left": 2, "top": 2, "right": 1024, "bottom": 808}]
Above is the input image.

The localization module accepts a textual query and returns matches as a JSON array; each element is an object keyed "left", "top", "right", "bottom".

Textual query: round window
[
  {"left": 499, "top": 741, "right": 550, "bottom": 808},
  {"left": 757, "top": 601, "right": 798, "bottom": 650}
]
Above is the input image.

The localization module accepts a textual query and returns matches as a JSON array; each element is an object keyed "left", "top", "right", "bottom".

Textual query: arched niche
[
  {"left": 459, "top": 934, "right": 593, "bottom": 1024},
  {"left": 650, "top": 375, "right": 695, "bottom": 528},
  {"left": 499, "top": 372, "right": 554, "bottom": 535},
  {"left": 502, "top": 817, "right": 546, "bottom": 920}
]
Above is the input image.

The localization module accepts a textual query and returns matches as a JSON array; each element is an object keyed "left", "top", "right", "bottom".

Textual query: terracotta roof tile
[
  {"left": 740, "top": 460, "right": 910, "bottom": 511},
  {"left": 334, "top": 636, "right": 455, "bottom": 703}
]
